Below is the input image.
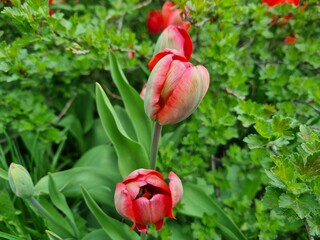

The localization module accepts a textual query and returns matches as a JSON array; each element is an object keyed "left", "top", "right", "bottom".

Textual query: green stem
[
  {"left": 150, "top": 122, "right": 162, "bottom": 169},
  {"left": 28, "top": 197, "right": 71, "bottom": 237},
  {"left": 140, "top": 232, "right": 148, "bottom": 240}
]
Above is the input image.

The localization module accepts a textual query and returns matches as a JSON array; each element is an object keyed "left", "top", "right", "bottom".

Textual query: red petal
[
  {"left": 114, "top": 183, "right": 136, "bottom": 224},
  {"left": 132, "top": 194, "right": 172, "bottom": 225},
  {"left": 157, "top": 65, "right": 210, "bottom": 125},
  {"left": 168, "top": 171, "right": 183, "bottom": 207},
  {"left": 155, "top": 219, "right": 164, "bottom": 230},
  {"left": 148, "top": 48, "right": 186, "bottom": 71},
  {"left": 145, "top": 174, "right": 170, "bottom": 194},
  {"left": 147, "top": 10, "right": 164, "bottom": 34},
  {"left": 123, "top": 169, "right": 164, "bottom": 183}
]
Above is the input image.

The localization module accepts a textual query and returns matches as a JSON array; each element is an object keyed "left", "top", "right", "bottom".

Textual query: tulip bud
[
  {"left": 114, "top": 169, "right": 183, "bottom": 234},
  {"left": 8, "top": 163, "right": 34, "bottom": 199},
  {"left": 145, "top": 50, "right": 210, "bottom": 125},
  {"left": 153, "top": 25, "right": 192, "bottom": 62}
]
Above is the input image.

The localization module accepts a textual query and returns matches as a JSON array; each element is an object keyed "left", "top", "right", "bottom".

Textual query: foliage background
[{"left": 0, "top": 0, "right": 319, "bottom": 239}]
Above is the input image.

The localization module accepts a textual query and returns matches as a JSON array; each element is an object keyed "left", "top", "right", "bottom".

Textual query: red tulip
[
  {"left": 161, "top": 1, "right": 191, "bottom": 31},
  {"left": 145, "top": 49, "right": 210, "bottom": 125},
  {"left": 147, "top": 10, "right": 164, "bottom": 34},
  {"left": 114, "top": 169, "right": 183, "bottom": 234},
  {"left": 262, "top": 0, "right": 300, "bottom": 7},
  {"left": 153, "top": 25, "right": 193, "bottom": 62},
  {"left": 146, "top": 1, "right": 190, "bottom": 34}
]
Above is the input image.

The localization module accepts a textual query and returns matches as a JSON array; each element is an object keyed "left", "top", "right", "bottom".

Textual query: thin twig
[
  {"left": 132, "top": 0, "right": 152, "bottom": 10},
  {"left": 304, "top": 219, "right": 315, "bottom": 240},
  {"left": 117, "top": 15, "right": 124, "bottom": 34},
  {"left": 101, "top": 83, "right": 122, "bottom": 100},
  {"left": 221, "top": 87, "right": 246, "bottom": 100},
  {"left": 293, "top": 100, "right": 320, "bottom": 114},
  {"left": 54, "top": 93, "right": 78, "bottom": 124}
]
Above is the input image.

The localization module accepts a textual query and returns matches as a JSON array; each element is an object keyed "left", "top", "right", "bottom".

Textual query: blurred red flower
[
  {"left": 262, "top": 0, "right": 300, "bottom": 7},
  {"left": 146, "top": 1, "right": 190, "bottom": 34}
]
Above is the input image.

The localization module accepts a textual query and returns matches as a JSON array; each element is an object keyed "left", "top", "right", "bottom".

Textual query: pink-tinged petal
[
  {"left": 161, "top": 60, "right": 192, "bottom": 101},
  {"left": 145, "top": 174, "right": 170, "bottom": 194},
  {"left": 125, "top": 181, "right": 145, "bottom": 199},
  {"left": 136, "top": 224, "right": 148, "bottom": 234},
  {"left": 132, "top": 194, "right": 172, "bottom": 225},
  {"left": 114, "top": 183, "right": 136, "bottom": 224},
  {"left": 155, "top": 219, "right": 164, "bottom": 230},
  {"left": 148, "top": 48, "right": 186, "bottom": 71},
  {"left": 157, "top": 65, "right": 210, "bottom": 125},
  {"left": 168, "top": 171, "right": 183, "bottom": 207},
  {"left": 153, "top": 26, "right": 192, "bottom": 60},
  {"left": 144, "top": 54, "right": 173, "bottom": 121},
  {"left": 162, "top": 1, "right": 176, "bottom": 27},
  {"left": 123, "top": 168, "right": 164, "bottom": 183}
]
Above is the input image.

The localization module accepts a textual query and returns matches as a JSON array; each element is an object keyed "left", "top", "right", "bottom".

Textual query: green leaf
[
  {"left": 48, "top": 175, "right": 79, "bottom": 238},
  {"left": 279, "top": 193, "right": 319, "bottom": 219},
  {"left": 81, "top": 186, "right": 139, "bottom": 240},
  {"left": 0, "top": 168, "right": 8, "bottom": 181},
  {"left": 46, "top": 231, "right": 63, "bottom": 240},
  {"left": 82, "top": 229, "right": 111, "bottom": 240},
  {"left": 180, "top": 182, "right": 247, "bottom": 240},
  {"left": 95, "top": 83, "right": 149, "bottom": 177},
  {"left": 35, "top": 166, "right": 118, "bottom": 206},
  {"left": 109, "top": 52, "right": 152, "bottom": 153},
  {"left": 0, "top": 232, "right": 22, "bottom": 240}
]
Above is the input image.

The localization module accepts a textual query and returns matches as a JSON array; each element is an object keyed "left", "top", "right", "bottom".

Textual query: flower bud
[
  {"left": 145, "top": 50, "right": 210, "bottom": 125},
  {"left": 153, "top": 25, "right": 192, "bottom": 62},
  {"left": 8, "top": 163, "right": 34, "bottom": 199},
  {"left": 114, "top": 169, "right": 183, "bottom": 234}
]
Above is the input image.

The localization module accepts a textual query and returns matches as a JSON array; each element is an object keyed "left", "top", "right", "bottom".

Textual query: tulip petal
[
  {"left": 157, "top": 65, "right": 210, "bottom": 125},
  {"left": 145, "top": 54, "right": 173, "bottom": 121},
  {"left": 114, "top": 183, "right": 136, "bottom": 225},
  {"left": 155, "top": 219, "right": 164, "bottom": 230},
  {"left": 168, "top": 171, "right": 183, "bottom": 207},
  {"left": 161, "top": 60, "right": 192, "bottom": 101},
  {"left": 148, "top": 48, "right": 186, "bottom": 71},
  {"left": 136, "top": 224, "right": 148, "bottom": 234},
  {"left": 125, "top": 181, "right": 145, "bottom": 199},
  {"left": 132, "top": 194, "right": 172, "bottom": 226},
  {"left": 145, "top": 174, "right": 171, "bottom": 194},
  {"left": 123, "top": 168, "right": 164, "bottom": 183}
]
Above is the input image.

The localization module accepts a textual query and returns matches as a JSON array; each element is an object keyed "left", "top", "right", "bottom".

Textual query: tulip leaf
[
  {"left": 81, "top": 186, "right": 139, "bottom": 240},
  {"left": 82, "top": 229, "right": 111, "bottom": 240},
  {"left": 35, "top": 166, "right": 118, "bottom": 207},
  {"left": 0, "top": 232, "right": 22, "bottom": 240},
  {"left": 48, "top": 174, "right": 80, "bottom": 239},
  {"left": 109, "top": 52, "right": 152, "bottom": 154},
  {"left": 180, "top": 182, "right": 247, "bottom": 240},
  {"left": 96, "top": 83, "right": 149, "bottom": 177},
  {"left": 0, "top": 168, "right": 8, "bottom": 181}
]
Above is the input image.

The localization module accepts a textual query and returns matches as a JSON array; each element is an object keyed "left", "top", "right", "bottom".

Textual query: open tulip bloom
[
  {"left": 145, "top": 49, "right": 210, "bottom": 125},
  {"left": 114, "top": 169, "right": 183, "bottom": 234}
]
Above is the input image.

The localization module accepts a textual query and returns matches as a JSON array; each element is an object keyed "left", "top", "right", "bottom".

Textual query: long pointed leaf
[
  {"left": 48, "top": 175, "right": 79, "bottom": 238},
  {"left": 81, "top": 186, "right": 139, "bottom": 240},
  {"left": 180, "top": 182, "right": 247, "bottom": 240},
  {"left": 109, "top": 52, "right": 152, "bottom": 153},
  {"left": 96, "top": 83, "right": 149, "bottom": 177}
]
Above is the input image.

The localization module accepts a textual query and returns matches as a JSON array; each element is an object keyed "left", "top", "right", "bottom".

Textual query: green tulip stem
[
  {"left": 150, "top": 122, "right": 162, "bottom": 170},
  {"left": 140, "top": 232, "right": 148, "bottom": 240},
  {"left": 28, "top": 197, "right": 71, "bottom": 237}
]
